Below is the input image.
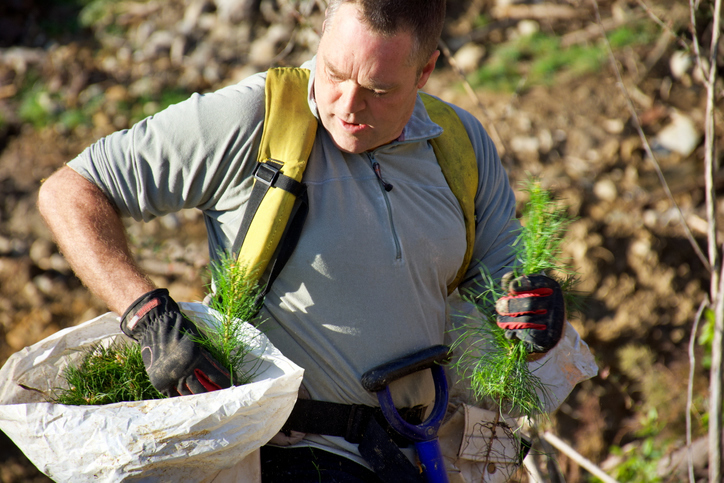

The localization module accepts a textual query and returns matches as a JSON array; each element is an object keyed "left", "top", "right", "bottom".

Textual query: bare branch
[
  {"left": 687, "top": 298, "right": 708, "bottom": 483},
  {"left": 635, "top": 0, "right": 691, "bottom": 51},
  {"left": 541, "top": 432, "right": 620, "bottom": 483},
  {"left": 688, "top": 0, "right": 707, "bottom": 86},
  {"left": 437, "top": 38, "right": 511, "bottom": 164},
  {"left": 710, "top": 258, "right": 724, "bottom": 482}
]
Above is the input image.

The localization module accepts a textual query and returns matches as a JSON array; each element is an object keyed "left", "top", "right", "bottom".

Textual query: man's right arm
[{"left": 37, "top": 166, "right": 156, "bottom": 315}]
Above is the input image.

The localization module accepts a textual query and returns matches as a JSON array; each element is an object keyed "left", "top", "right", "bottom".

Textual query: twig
[
  {"left": 590, "top": 0, "right": 711, "bottom": 273},
  {"left": 635, "top": 0, "right": 691, "bottom": 51},
  {"left": 711, "top": 259, "right": 724, "bottom": 482},
  {"left": 270, "top": 28, "right": 298, "bottom": 65},
  {"left": 688, "top": 0, "right": 706, "bottom": 85},
  {"left": 541, "top": 432, "right": 619, "bottom": 483},
  {"left": 690, "top": 0, "right": 724, "bottom": 476},
  {"left": 687, "top": 298, "right": 708, "bottom": 483},
  {"left": 523, "top": 455, "right": 546, "bottom": 483},
  {"left": 698, "top": 0, "right": 723, "bottom": 297},
  {"left": 446, "top": 19, "right": 519, "bottom": 51},
  {"left": 437, "top": 38, "right": 511, "bottom": 163}
]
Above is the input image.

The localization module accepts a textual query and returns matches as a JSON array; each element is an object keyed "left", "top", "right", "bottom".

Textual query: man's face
[{"left": 314, "top": 4, "right": 438, "bottom": 154}]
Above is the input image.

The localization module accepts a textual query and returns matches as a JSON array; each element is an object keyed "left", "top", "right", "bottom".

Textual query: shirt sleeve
[
  {"left": 67, "top": 72, "right": 268, "bottom": 222},
  {"left": 451, "top": 105, "right": 521, "bottom": 299}
]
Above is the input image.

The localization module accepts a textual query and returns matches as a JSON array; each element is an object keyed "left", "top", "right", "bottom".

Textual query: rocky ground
[{"left": 0, "top": 0, "right": 722, "bottom": 481}]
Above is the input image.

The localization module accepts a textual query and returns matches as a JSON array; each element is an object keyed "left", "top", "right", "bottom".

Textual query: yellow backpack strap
[
  {"left": 233, "top": 67, "right": 317, "bottom": 288},
  {"left": 420, "top": 93, "right": 478, "bottom": 294}
]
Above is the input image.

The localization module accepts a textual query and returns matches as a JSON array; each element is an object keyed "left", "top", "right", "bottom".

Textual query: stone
[
  {"left": 655, "top": 111, "right": 700, "bottom": 157},
  {"left": 452, "top": 43, "right": 486, "bottom": 74}
]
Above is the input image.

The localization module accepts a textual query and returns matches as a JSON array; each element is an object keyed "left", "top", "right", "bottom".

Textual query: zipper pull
[{"left": 372, "top": 162, "right": 394, "bottom": 192}]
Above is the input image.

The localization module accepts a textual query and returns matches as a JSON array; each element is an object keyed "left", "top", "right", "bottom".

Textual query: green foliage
[
  {"left": 53, "top": 342, "right": 165, "bottom": 405},
  {"left": 472, "top": 14, "right": 491, "bottom": 29},
  {"left": 596, "top": 440, "right": 663, "bottom": 483},
  {"left": 59, "top": 109, "right": 89, "bottom": 131},
  {"left": 453, "top": 179, "right": 576, "bottom": 420},
  {"left": 471, "top": 32, "right": 604, "bottom": 91},
  {"left": 595, "top": 411, "right": 664, "bottom": 483},
  {"left": 19, "top": 84, "right": 94, "bottom": 131},
  {"left": 19, "top": 87, "right": 56, "bottom": 129},
  {"left": 514, "top": 181, "right": 571, "bottom": 275},
  {"left": 470, "top": 21, "right": 657, "bottom": 92},
  {"left": 697, "top": 308, "right": 715, "bottom": 369},
  {"left": 78, "top": 0, "right": 124, "bottom": 30},
  {"left": 198, "top": 253, "right": 263, "bottom": 385},
  {"left": 453, "top": 306, "right": 549, "bottom": 420},
  {"left": 159, "top": 89, "right": 191, "bottom": 111},
  {"left": 608, "top": 21, "right": 659, "bottom": 49}
]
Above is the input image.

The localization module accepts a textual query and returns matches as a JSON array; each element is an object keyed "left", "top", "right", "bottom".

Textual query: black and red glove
[
  {"left": 120, "top": 288, "right": 231, "bottom": 397},
  {"left": 495, "top": 273, "right": 565, "bottom": 353}
]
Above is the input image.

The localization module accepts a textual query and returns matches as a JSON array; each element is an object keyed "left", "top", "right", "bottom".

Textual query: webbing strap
[
  {"left": 253, "top": 187, "right": 309, "bottom": 305},
  {"left": 232, "top": 160, "right": 304, "bottom": 257},
  {"left": 358, "top": 417, "right": 424, "bottom": 483},
  {"left": 282, "top": 399, "right": 425, "bottom": 483},
  {"left": 421, "top": 93, "right": 478, "bottom": 294},
  {"left": 233, "top": 67, "right": 318, "bottom": 287}
]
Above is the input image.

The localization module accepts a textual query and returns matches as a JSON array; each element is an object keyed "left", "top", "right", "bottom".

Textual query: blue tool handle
[
  {"left": 361, "top": 345, "right": 452, "bottom": 393},
  {"left": 362, "top": 346, "right": 452, "bottom": 483},
  {"left": 416, "top": 439, "right": 448, "bottom": 483},
  {"left": 377, "top": 364, "right": 449, "bottom": 442}
]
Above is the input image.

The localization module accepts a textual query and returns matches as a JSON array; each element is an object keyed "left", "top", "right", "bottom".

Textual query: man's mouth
[{"left": 339, "top": 118, "right": 368, "bottom": 134}]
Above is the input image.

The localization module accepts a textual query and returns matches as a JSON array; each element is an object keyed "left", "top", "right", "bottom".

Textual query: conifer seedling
[{"left": 453, "top": 179, "right": 579, "bottom": 421}]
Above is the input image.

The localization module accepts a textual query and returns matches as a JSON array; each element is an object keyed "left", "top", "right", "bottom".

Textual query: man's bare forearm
[{"left": 38, "top": 166, "right": 155, "bottom": 315}]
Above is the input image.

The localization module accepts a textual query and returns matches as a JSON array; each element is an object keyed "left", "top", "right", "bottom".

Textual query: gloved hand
[
  {"left": 495, "top": 273, "right": 565, "bottom": 353},
  {"left": 120, "top": 288, "right": 231, "bottom": 397}
]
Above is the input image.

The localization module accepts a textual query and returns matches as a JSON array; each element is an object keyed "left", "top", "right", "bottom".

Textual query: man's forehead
[{"left": 323, "top": 56, "right": 400, "bottom": 90}]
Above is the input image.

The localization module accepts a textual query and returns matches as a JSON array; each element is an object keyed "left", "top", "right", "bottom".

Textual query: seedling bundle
[
  {"left": 453, "top": 180, "right": 580, "bottom": 421},
  {"left": 51, "top": 253, "right": 262, "bottom": 405}
]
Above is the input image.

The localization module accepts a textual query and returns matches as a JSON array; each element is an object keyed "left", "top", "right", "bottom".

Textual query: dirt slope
[{"left": 0, "top": 0, "right": 721, "bottom": 481}]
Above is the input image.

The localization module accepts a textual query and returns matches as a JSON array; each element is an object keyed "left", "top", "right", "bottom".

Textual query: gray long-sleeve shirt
[{"left": 68, "top": 57, "right": 520, "bottom": 457}]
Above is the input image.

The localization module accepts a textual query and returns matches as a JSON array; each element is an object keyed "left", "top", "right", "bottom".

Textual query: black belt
[
  {"left": 280, "top": 399, "right": 427, "bottom": 483},
  {"left": 281, "top": 399, "right": 426, "bottom": 447}
]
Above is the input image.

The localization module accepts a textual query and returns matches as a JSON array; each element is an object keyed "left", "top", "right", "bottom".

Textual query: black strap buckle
[{"left": 253, "top": 160, "right": 283, "bottom": 187}]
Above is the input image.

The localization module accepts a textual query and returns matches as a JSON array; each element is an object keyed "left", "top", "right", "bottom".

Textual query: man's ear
[{"left": 417, "top": 50, "right": 440, "bottom": 89}]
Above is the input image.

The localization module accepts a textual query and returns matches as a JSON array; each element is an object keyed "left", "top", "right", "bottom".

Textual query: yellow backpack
[{"left": 234, "top": 67, "right": 478, "bottom": 297}]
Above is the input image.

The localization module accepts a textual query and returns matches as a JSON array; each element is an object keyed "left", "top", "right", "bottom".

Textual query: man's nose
[{"left": 339, "top": 83, "right": 365, "bottom": 114}]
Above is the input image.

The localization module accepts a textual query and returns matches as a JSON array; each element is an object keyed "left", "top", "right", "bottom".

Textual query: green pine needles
[
  {"left": 52, "top": 253, "right": 263, "bottom": 405},
  {"left": 453, "top": 179, "right": 578, "bottom": 421},
  {"left": 195, "top": 252, "right": 264, "bottom": 386},
  {"left": 53, "top": 342, "right": 165, "bottom": 405}
]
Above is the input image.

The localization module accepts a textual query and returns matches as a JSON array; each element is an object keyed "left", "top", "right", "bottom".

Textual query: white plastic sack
[{"left": 0, "top": 302, "right": 304, "bottom": 483}]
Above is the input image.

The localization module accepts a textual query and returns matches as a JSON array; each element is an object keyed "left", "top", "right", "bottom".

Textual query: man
[{"left": 38, "top": 1, "right": 567, "bottom": 481}]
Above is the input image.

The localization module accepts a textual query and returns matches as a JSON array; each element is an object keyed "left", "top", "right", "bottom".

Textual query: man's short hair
[{"left": 324, "top": 0, "right": 446, "bottom": 68}]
